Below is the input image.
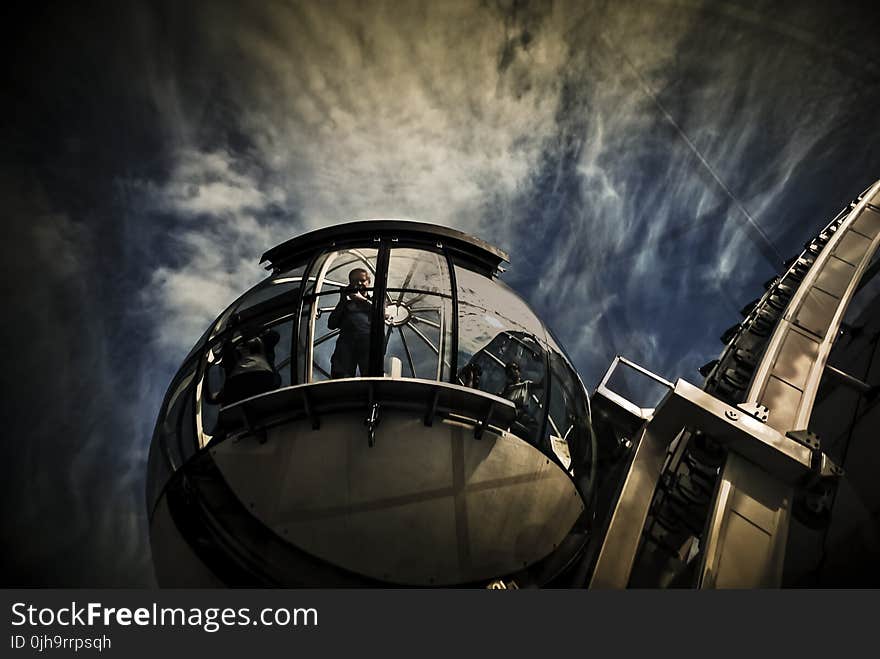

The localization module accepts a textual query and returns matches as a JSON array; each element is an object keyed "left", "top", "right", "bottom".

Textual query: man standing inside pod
[
  {"left": 328, "top": 268, "right": 373, "bottom": 378},
  {"left": 502, "top": 360, "right": 544, "bottom": 441}
]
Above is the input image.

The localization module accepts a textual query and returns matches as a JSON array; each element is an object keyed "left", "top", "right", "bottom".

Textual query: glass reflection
[
  {"left": 458, "top": 329, "right": 547, "bottom": 443},
  {"left": 200, "top": 296, "right": 295, "bottom": 443},
  {"left": 545, "top": 354, "right": 593, "bottom": 475},
  {"left": 202, "top": 323, "right": 287, "bottom": 417},
  {"left": 235, "top": 267, "right": 305, "bottom": 317},
  {"left": 455, "top": 264, "right": 549, "bottom": 442},
  {"left": 383, "top": 248, "right": 453, "bottom": 379},
  {"left": 386, "top": 248, "right": 451, "bottom": 295},
  {"left": 501, "top": 357, "right": 546, "bottom": 441}
]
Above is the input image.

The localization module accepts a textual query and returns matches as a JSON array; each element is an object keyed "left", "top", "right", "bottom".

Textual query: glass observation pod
[{"left": 147, "top": 221, "right": 604, "bottom": 588}]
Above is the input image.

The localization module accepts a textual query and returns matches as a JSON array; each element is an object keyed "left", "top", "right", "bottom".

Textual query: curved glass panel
[
  {"left": 456, "top": 266, "right": 548, "bottom": 357},
  {"left": 198, "top": 266, "right": 299, "bottom": 441},
  {"left": 386, "top": 247, "right": 451, "bottom": 296},
  {"left": 162, "top": 360, "right": 198, "bottom": 447},
  {"left": 302, "top": 247, "right": 379, "bottom": 297},
  {"left": 149, "top": 353, "right": 199, "bottom": 508},
  {"left": 455, "top": 265, "right": 549, "bottom": 443},
  {"left": 546, "top": 354, "right": 596, "bottom": 496},
  {"left": 199, "top": 314, "right": 293, "bottom": 442},
  {"left": 299, "top": 247, "right": 379, "bottom": 382},
  {"left": 209, "top": 263, "right": 306, "bottom": 342},
  {"left": 146, "top": 435, "right": 172, "bottom": 516},
  {"left": 209, "top": 305, "right": 237, "bottom": 343},
  {"left": 234, "top": 266, "right": 305, "bottom": 317},
  {"left": 383, "top": 248, "right": 453, "bottom": 379}
]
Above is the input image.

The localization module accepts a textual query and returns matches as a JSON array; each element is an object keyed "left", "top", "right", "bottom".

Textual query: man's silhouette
[{"left": 328, "top": 268, "right": 373, "bottom": 378}]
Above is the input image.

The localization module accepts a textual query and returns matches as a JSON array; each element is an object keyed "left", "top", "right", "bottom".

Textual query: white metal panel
[{"left": 212, "top": 412, "right": 583, "bottom": 585}]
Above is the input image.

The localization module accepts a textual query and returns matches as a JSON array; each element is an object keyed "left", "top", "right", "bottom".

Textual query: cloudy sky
[{"left": 2, "top": 0, "right": 879, "bottom": 586}]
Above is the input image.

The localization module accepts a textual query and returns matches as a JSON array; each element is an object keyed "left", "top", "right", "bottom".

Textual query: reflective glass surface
[
  {"left": 386, "top": 247, "right": 451, "bottom": 295},
  {"left": 149, "top": 353, "right": 199, "bottom": 509},
  {"left": 234, "top": 267, "right": 305, "bottom": 317},
  {"left": 383, "top": 248, "right": 453, "bottom": 379},
  {"left": 455, "top": 264, "right": 549, "bottom": 443}
]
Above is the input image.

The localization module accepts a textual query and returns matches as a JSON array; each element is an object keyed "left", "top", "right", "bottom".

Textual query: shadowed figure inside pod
[{"left": 214, "top": 327, "right": 281, "bottom": 406}]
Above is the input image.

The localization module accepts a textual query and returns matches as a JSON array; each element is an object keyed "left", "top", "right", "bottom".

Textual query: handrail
[{"left": 215, "top": 377, "right": 519, "bottom": 441}]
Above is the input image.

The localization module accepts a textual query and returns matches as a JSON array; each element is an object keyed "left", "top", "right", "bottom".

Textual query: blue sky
[{"left": 3, "top": 0, "right": 879, "bottom": 585}]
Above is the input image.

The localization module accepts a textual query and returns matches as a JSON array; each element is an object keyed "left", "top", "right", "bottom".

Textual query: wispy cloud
[
  {"left": 131, "top": 0, "right": 879, "bottom": 385},
  {"left": 136, "top": 148, "right": 293, "bottom": 354}
]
